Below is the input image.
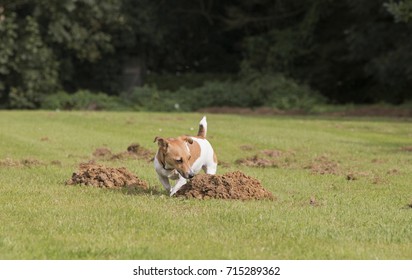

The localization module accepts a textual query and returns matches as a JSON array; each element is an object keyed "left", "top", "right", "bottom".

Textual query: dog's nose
[{"left": 188, "top": 173, "right": 195, "bottom": 179}]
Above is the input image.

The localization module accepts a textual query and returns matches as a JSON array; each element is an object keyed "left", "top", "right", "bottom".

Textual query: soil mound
[
  {"left": 67, "top": 163, "right": 148, "bottom": 189},
  {"left": 92, "top": 143, "right": 153, "bottom": 161},
  {"left": 0, "top": 158, "right": 44, "bottom": 167},
  {"left": 236, "top": 155, "right": 277, "bottom": 167},
  {"left": 306, "top": 156, "right": 339, "bottom": 175},
  {"left": 175, "top": 171, "right": 275, "bottom": 200},
  {"left": 235, "top": 149, "right": 286, "bottom": 167}
]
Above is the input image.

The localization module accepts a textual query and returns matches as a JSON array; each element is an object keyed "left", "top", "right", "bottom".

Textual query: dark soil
[
  {"left": 175, "top": 171, "right": 275, "bottom": 200},
  {"left": 92, "top": 143, "right": 153, "bottom": 162},
  {"left": 66, "top": 163, "right": 148, "bottom": 190}
]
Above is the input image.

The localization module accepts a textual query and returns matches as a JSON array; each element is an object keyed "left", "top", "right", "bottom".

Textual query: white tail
[{"left": 197, "top": 116, "right": 207, "bottom": 138}]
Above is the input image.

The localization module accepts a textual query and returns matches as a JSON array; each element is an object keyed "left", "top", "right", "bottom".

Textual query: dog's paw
[{"left": 169, "top": 187, "right": 180, "bottom": 197}]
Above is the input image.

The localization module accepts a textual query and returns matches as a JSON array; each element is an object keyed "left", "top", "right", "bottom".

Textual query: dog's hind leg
[{"left": 203, "top": 162, "right": 217, "bottom": 175}]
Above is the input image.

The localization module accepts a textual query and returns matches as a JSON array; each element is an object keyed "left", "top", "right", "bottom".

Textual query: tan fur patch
[{"left": 189, "top": 140, "right": 201, "bottom": 165}]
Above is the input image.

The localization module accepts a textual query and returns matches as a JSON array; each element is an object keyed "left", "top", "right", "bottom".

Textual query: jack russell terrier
[{"left": 154, "top": 116, "right": 217, "bottom": 196}]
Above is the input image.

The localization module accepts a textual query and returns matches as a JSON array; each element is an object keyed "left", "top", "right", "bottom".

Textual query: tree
[
  {"left": 385, "top": 0, "right": 412, "bottom": 22},
  {"left": 0, "top": 0, "right": 123, "bottom": 108}
]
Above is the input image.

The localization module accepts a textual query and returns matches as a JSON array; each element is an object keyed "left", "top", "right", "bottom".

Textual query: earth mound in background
[
  {"left": 92, "top": 143, "right": 153, "bottom": 161},
  {"left": 66, "top": 163, "right": 148, "bottom": 189},
  {"left": 175, "top": 171, "right": 275, "bottom": 200}
]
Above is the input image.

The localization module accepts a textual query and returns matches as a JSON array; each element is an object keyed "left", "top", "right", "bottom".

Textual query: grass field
[{"left": 0, "top": 110, "right": 411, "bottom": 259}]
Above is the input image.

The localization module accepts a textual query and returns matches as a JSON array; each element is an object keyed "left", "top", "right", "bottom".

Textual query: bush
[
  {"left": 40, "top": 73, "right": 324, "bottom": 112},
  {"left": 145, "top": 72, "right": 235, "bottom": 91},
  {"left": 121, "top": 86, "right": 182, "bottom": 112},
  {"left": 123, "top": 72, "right": 325, "bottom": 112},
  {"left": 41, "top": 90, "right": 124, "bottom": 110},
  {"left": 246, "top": 73, "right": 326, "bottom": 110}
]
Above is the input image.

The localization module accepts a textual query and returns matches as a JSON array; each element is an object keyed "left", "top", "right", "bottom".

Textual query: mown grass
[{"left": 0, "top": 111, "right": 411, "bottom": 259}]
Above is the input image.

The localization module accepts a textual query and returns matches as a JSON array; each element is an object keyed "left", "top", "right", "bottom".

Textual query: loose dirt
[
  {"left": 66, "top": 163, "right": 148, "bottom": 190},
  {"left": 175, "top": 171, "right": 275, "bottom": 200},
  {"left": 92, "top": 143, "right": 153, "bottom": 162}
]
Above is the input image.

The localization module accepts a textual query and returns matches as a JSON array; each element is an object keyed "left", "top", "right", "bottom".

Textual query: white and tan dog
[{"left": 154, "top": 116, "right": 217, "bottom": 196}]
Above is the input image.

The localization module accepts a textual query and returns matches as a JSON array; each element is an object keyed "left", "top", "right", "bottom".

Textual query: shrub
[
  {"left": 41, "top": 90, "right": 124, "bottom": 110},
  {"left": 123, "top": 72, "right": 325, "bottom": 112},
  {"left": 121, "top": 86, "right": 182, "bottom": 112}
]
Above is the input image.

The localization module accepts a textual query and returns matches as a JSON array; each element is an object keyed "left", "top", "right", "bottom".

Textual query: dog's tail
[{"left": 197, "top": 116, "right": 207, "bottom": 138}]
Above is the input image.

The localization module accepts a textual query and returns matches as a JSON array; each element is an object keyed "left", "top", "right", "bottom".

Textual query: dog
[{"left": 154, "top": 116, "right": 217, "bottom": 196}]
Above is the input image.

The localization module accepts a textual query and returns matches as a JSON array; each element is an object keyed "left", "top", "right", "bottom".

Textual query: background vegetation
[{"left": 1, "top": 0, "right": 412, "bottom": 110}]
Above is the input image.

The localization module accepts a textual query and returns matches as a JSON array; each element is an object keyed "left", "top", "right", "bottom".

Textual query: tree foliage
[{"left": 1, "top": 0, "right": 412, "bottom": 108}]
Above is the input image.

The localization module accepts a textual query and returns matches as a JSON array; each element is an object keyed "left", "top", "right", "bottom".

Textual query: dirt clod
[
  {"left": 175, "top": 171, "right": 275, "bottom": 200},
  {"left": 66, "top": 163, "right": 148, "bottom": 190}
]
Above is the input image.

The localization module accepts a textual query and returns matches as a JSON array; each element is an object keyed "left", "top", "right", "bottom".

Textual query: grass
[{"left": 0, "top": 110, "right": 411, "bottom": 259}]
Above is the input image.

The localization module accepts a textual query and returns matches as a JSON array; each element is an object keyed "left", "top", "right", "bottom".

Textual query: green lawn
[{"left": 0, "top": 110, "right": 411, "bottom": 259}]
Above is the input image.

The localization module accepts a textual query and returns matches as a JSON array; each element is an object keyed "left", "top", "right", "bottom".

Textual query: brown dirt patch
[
  {"left": 66, "top": 163, "right": 148, "bottom": 190},
  {"left": 261, "top": 149, "right": 283, "bottom": 158},
  {"left": 175, "top": 171, "right": 275, "bottom": 200},
  {"left": 93, "top": 147, "right": 113, "bottom": 158},
  {"left": 306, "top": 156, "right": 339, "bottom": 175},
  {"left": 236, "top": 155, "right": 277, "bottom": 167},
  {"left": 239, "top": 144, "right": 255, "bottom": 151},
  {"left": 235, "top": 149, "right": 294, "bottom": 168},
  {"left": 0, "top": 158, "right": 44, "bottom": 167},
  {"left": 92, "top": 143, "right": 153, "bottom": 162},
  {"left": 400, "top": 146, "right": 412, "bottom": 152}
]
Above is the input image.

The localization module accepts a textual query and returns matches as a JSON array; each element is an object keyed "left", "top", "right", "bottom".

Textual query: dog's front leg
[
  {"left": 170, "top": 176, "right": 187, "bottom": 197},
  {"left": 157, "top": 174, "right": 172, "bottom": 192}
]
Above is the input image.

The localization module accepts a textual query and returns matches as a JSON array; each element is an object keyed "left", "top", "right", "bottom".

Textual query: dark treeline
[{"left": 1, "top": 0, "right": 412, "bottom": 109}]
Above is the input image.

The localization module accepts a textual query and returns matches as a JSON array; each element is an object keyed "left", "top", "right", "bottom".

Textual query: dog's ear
[
  {"left": 154, "top": 136, "right": 168, "bottom": 149},
  {"left": 182, "top": 136, "right": 193, "bottom": 144}
]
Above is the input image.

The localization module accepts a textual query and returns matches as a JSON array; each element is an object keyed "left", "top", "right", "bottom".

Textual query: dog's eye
[{"left": 175, "top": 158, "right": 183, "bottom": 163}]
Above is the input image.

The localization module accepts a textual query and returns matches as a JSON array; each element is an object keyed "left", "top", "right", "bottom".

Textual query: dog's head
[{"left": 154, "top": 136, "right": 195, "bottom": 179}]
